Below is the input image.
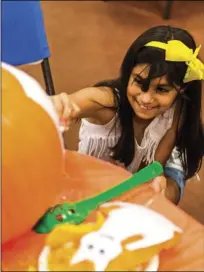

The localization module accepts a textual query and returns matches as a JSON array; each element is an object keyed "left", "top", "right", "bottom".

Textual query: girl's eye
[
  {"left": 156, "top": 86, "right": 171, "bottom": 93},
  {"left": 133, "top": 77, "right": 142, "bottom": 85}
]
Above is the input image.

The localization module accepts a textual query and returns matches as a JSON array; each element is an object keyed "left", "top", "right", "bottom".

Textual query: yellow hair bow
[{"left": 145, "top": 40, "right": 204, "bottom": 83}]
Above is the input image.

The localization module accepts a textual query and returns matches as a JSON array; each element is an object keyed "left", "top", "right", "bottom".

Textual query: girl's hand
[
  {"left": 150, "top": 175, "right": 181, "bottom": 204},
  {"left": 150, "top": 175, "right": 167, "bottom": 195},
  {"left": 50, "top": 93, "right": 80, "bottom": 131},
  {"left": 112, "top": 161, "right": 168, "bottom": 195}
]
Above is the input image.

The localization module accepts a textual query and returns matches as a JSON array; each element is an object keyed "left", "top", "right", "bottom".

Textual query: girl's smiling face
[{"left": 127, "top": 64, "right": 179, "bottom": 120}]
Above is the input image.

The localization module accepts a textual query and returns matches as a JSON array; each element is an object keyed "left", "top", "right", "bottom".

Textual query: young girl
[{"left": 51, "top": 25, "right": 204, "bottom": 204}]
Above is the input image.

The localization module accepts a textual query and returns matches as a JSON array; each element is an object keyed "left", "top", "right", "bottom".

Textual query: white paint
[
  {"left": 143, "top": 254, "right": 159, "bottom": 271},
  {"left": 38, "top": 245, "right": 159, "bottom": 272},
  {"left": 38, "top": 246, "right": 50, "bottom": 271},
  {"left": 70, "top": 202, "right": 182, "bottom": 270},
  {"left": 38, "top": 201, "right": 182, "bottom": 271},
  {"left": 100, "top": 202, "right": 182, "bottom": 249},
  {"left": 71, "top": 232, "right": 123, "bottom": 271}
]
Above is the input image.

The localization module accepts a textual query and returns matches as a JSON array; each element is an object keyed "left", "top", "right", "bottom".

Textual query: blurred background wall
[{"left": 19, "top": 1, "right": 204, "bottom": 223}]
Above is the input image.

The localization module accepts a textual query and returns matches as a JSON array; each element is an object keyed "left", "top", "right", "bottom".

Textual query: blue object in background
[{"left": 2, "top": 0, "right": 50, "bottom": 66}]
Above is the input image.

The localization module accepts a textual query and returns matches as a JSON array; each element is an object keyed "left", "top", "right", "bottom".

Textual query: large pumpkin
[{"left": 2, "top": 63, "right": 65, "bottom": 244}]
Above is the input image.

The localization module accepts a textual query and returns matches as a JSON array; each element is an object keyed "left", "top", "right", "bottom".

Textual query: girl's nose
[{"left": 139, "top": 92, "right": 154, "bottom": 104}]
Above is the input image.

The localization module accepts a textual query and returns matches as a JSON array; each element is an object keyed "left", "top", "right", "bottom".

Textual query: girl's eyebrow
[
  {"left": 133, "top": 72, "right": 179, "bottom": 90},
  {"left": 158, "top": 83, "right": 171, "bottom": 88},
  {"left": 132, "top": 73, "right": 144, "bottom": 79},
  {"left": 159, "top": 83, "right": 181, "bottom": 92},
  {"left": 133, "top": 73, "right": 170, "bottom": 87}
]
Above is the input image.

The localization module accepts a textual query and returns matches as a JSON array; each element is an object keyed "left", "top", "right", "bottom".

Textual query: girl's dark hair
[{"left": 94, "top": 25, "right": 204, "bottom": 179}]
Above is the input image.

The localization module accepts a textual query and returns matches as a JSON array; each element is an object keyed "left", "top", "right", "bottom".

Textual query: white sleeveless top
[{"left": 78, "top": 108, "right": 183, "bottom": 173}]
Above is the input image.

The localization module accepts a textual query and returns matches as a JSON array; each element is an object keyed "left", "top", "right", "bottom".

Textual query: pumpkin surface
[{"left": 2, "top": 63, "right": 64, "bottom": 244}]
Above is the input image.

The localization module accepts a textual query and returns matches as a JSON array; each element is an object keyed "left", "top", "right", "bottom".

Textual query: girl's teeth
[{"left": 140, "top": 105, "right": 152, "bottom": 110}]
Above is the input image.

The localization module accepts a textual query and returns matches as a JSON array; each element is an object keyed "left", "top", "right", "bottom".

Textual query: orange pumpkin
[
  {"left": 2, "top": 153, "right": 204, "bottom": 271},
  {"left": 2, "top": 63, "right": 65, "bottom": 244}
]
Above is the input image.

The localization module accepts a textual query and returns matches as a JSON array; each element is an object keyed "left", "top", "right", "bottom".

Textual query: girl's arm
[
  {"left": 50, "top": 87, "right": 117, "bottom": 127},
  {"left": 165, "top": 175, "right": 180, "bottom": 204},
  {"left": 164, "top": 166, "right": 184, "bottom": 204},
  {"left": 154, "top": 103, "right": 184, "bottom": 204},
  {"left": 155, "top": 143, "right": 184, "bottom": 204},
  {"left": 154, "top": 102, "right": 182, "bottom": 165},
  {"left": 154, "top": 127, "right": 176, "bottom": 165},
  {"left": 154, "top": 129, "right": 182, "bottom": 204}
]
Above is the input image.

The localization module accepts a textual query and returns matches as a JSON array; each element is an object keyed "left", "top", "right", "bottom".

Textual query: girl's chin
[{"left": 135, "top": 112, "right": 157, "bottom": 120}]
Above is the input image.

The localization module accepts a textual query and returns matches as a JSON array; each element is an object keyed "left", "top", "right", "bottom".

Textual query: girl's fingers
[
  {"left": 51, "top": 93, "right": 80, "bottom": 132},
  {"left": 51, "top": 95, "right": 64, "bottom": 118},
  {"left": 61, "top": 95, "right": 80, "bottom": 122},
  {"left": 60, "top": 93, "right": 72, "bottom": 120},
  {"left": 150, "top": 176, "right": 167, "bottom": 194},
  {"left": 66, "top": 102, "right": 80, "bottom": 121},
  {"left": 72, "top": 102, "right": 80, "bottom": 114},
  {"left": 59, "top": 125, "right": 67, "bottom": 133}
]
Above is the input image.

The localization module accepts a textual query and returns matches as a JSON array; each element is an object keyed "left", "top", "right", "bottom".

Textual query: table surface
[{"left": 2, "top": 151, "right": 204, "bottom": 271}]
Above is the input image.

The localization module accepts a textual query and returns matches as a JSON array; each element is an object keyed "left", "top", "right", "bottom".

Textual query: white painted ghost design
[
  {"left": 38, "top": 201, "right": 182, "bottom": 271},
  {"left": 71, "top": 202, "right": 182, "bottom": 270}
]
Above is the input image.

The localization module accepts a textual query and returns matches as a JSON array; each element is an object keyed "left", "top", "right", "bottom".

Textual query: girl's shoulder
[
  {"left": 93, "top": 86, "right": 120, "bottom": 108},
  {"left": 85, "top": 86, "right": 119, "bottom": 125}
]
